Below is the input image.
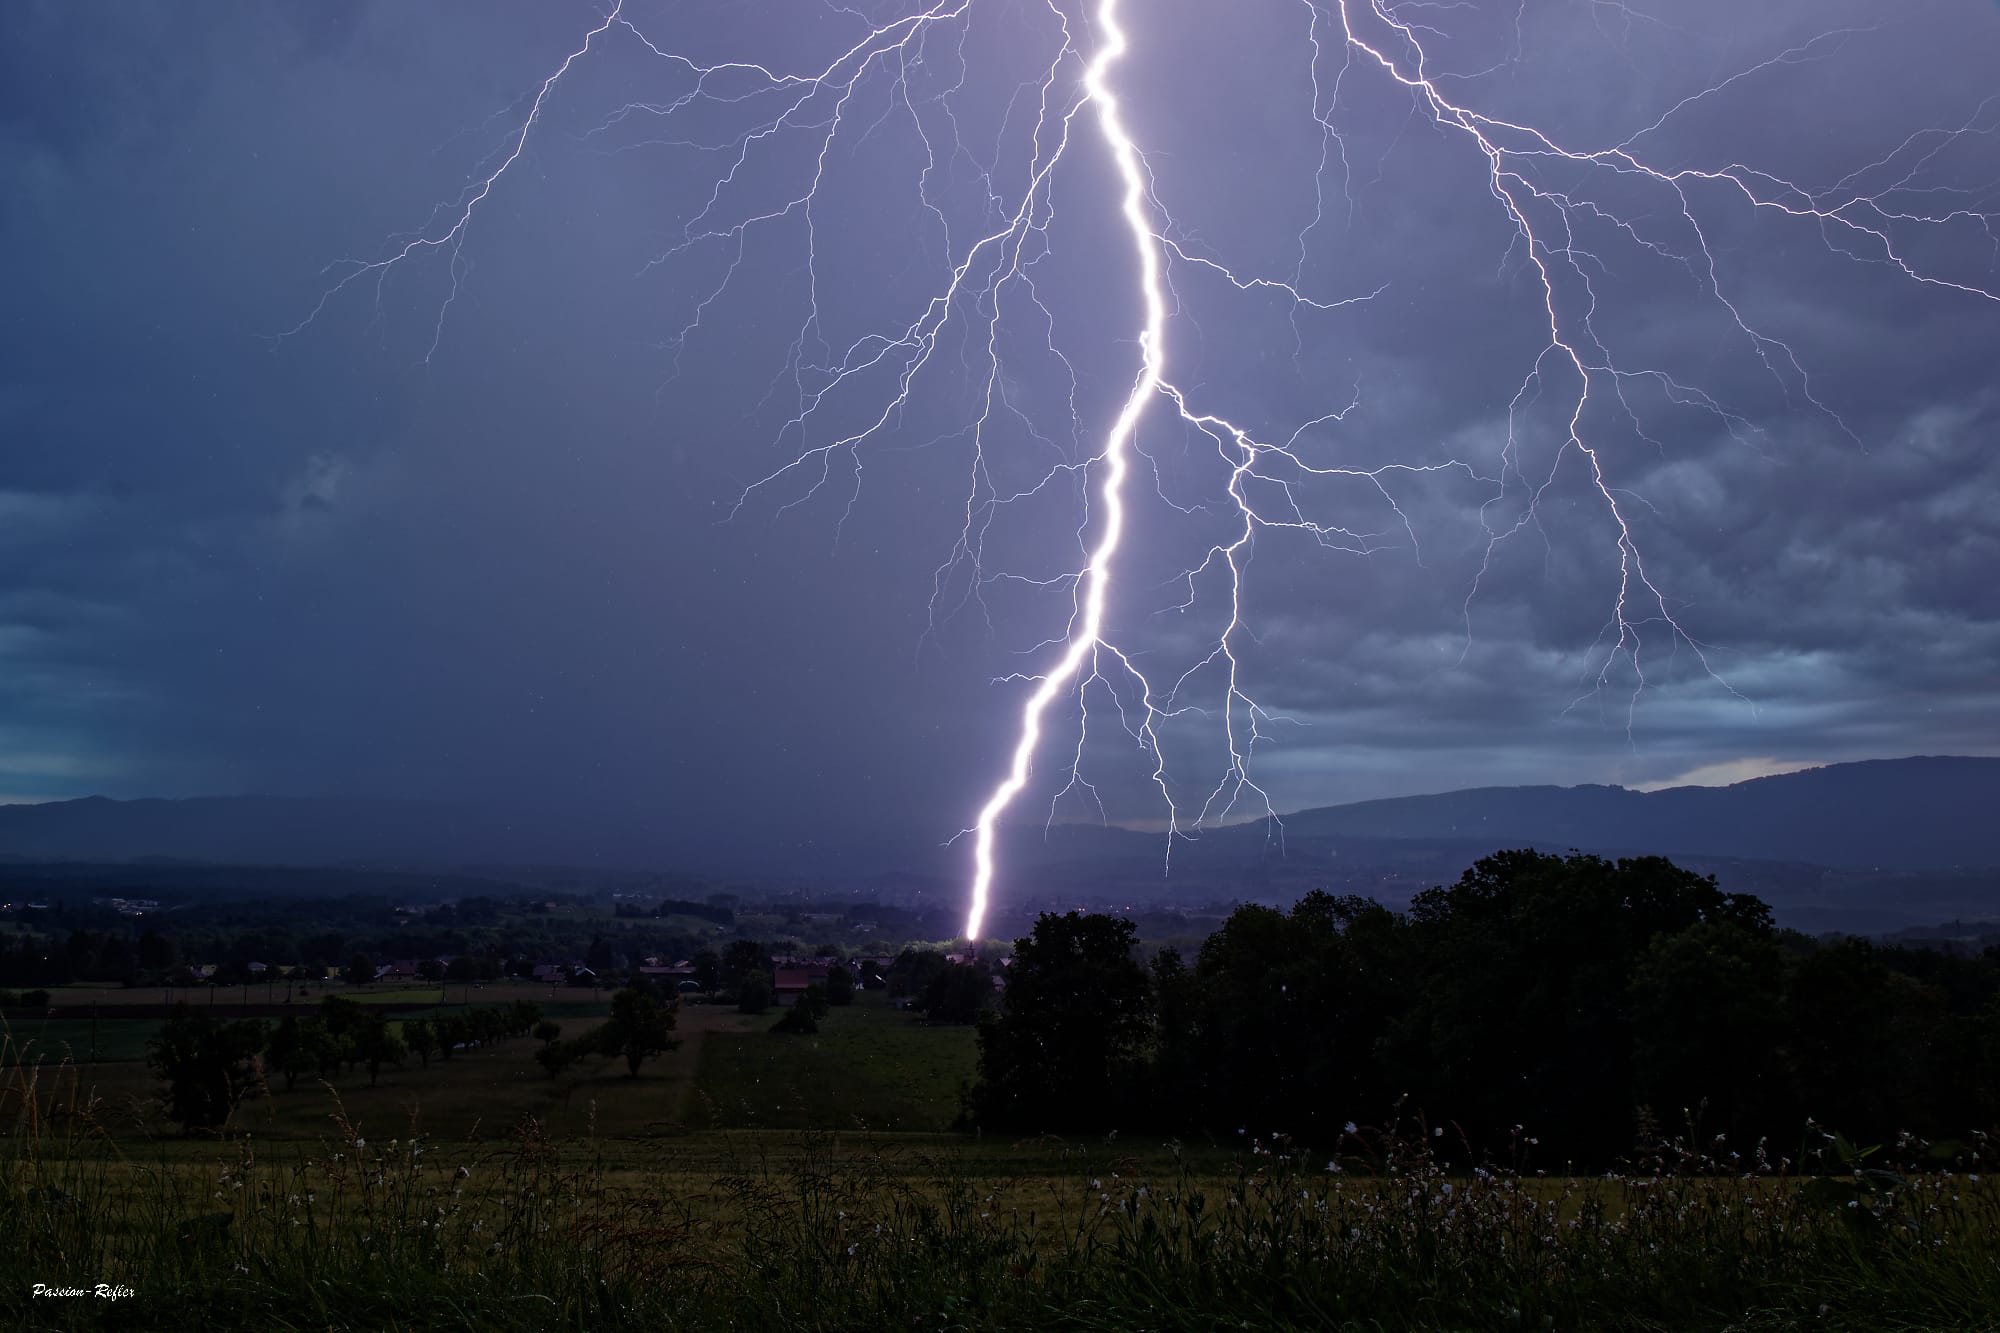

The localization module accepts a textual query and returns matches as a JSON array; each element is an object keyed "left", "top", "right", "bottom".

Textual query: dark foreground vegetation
[
  {"left": 3, "top": 847, "right": 1997, "bottom": 1328},
  {"left": 3, "top": 1086, "right": 1997, "bottom": 1332},
  {"left": 971, "top": 851, "right": 2000, "bottom": 1166}
]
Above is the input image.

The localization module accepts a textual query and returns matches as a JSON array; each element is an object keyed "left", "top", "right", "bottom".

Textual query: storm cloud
[{"left": 3, "top": 0, "right": 1997, "bottom": 864}]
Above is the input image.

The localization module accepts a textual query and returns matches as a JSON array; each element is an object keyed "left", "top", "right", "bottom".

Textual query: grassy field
[
  {"left": 4, "top": 988, "right": 1998, "bottom": 1330},
  {"left": 0, "top": 986, "right": 981, "bottom": 1145},
  {"left": 684, "top": 991, "right": 978, "bottom": 1132},
  {"left": 33, "top": 981, "right": 604, "bottom": 1011},
  {"left": 1, "top": 1018, "right": 160, "bottom": 1066},
  {"left": 2, "top": 1096, "right": 1995, "bottom": 1332}
]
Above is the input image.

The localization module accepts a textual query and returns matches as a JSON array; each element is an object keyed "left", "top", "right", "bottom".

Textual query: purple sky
[{"left": 3, "top": 0, "right": 1998, "bottom": 867}]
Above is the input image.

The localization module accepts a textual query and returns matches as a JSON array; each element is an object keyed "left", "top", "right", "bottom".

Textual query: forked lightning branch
[{"left": 292, "top": 1, "right": 1999, "bottom": 941}]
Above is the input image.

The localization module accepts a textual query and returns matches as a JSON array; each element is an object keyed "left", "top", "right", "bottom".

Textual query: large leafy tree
[
  {"left": 1182, "top": 891, "right": 1412, "bottom": 1142},
  {"left": 919, "top": 961, "right": 990, "bottom": 1024},
  {"left": 264, "top": 1015, "right": 342, "bottom": 1092},
  {"left": 149, "top": 1006, "right": 267, "bottom": 1132},
  {"left": 1780, "top": 939, "right": 1946, "bottom": 1143},
  {"left": 1629, "top": 919, "right": 1784, "bottom": 1143},
  {"left": 970, "top": 913, "right": 1151, "bottom": 1133},
  {"left": 1402, "top": 850, "right": 1771, "bottom": 1161},
  {"left": 593, "top": 988, "right": 682, "bottom": 1076}
]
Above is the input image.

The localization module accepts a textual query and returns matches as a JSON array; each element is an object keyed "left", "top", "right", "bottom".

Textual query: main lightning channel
[
  {"left": 287, "top": 1, "right": 2000, "bottom": 958},
  {"left": 962, "top": 0, "right": 1155, "bottom": 944}
]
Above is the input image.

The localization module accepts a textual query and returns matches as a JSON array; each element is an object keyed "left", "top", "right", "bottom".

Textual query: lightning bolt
[{"left": 288, "top": 2, "right": 2000, "bottom": 945}]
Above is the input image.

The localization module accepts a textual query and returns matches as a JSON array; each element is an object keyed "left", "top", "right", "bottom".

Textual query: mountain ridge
[
  {"left": 1272, "top": 755, "right": 2000, "bottom": 870},
  {"left": 1, "top": 755, "right": 1995, "bottom": 880}
]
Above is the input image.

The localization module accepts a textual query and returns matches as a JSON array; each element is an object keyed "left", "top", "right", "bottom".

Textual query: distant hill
[
  {"left": 1274, "top": 756, "right": 2000, "bottom": 871},
  {"left": 0, "top": 793, "right": 939, "bottom": 884},
  {"left": 1, "top": 759, "right": 1994, "bottom": 933}
]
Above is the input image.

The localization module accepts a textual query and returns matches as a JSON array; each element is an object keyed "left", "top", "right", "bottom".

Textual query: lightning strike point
[
  {"left": 962, "top": 0, "right": 1158, "bottom": 944},
  {"left": 292, "top": 2, "right": 1999, "bottom": 963}
]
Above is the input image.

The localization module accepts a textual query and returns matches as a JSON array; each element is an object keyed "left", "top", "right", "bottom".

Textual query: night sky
[{"left": 4, "top": 1, "right": 1998, "bottom": 867}]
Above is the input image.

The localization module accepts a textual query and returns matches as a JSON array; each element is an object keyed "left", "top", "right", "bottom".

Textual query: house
[{"left": 772, "top": 967, "right": 815, "bottom": 1003}]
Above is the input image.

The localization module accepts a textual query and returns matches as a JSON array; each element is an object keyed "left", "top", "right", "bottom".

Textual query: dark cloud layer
[{"left": 3, "top": 1, "right": 1997, "bottom": 865}]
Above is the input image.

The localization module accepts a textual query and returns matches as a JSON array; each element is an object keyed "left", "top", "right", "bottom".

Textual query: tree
[
  {"left": 536, "top": 1038, "right": 587, "bottom": 1078},
  {"left": 419, "top": 959, "right": 446, "bottom": 983},
  {"left": 1401, "top": 850, "right": 1772, "bottom": 1161},
  {"left": 356, "top": 1015, "right": 407, "bottom": 1086},
  {"left": 585, "top": 934, "right": 618, "bottom": 975},
  {"left": 344, "top": 954, "right": 376, "bottom": 987},
  {"left": 137, "top": 930, "right": 177, "bottom": 973},
  {"left": 772, "top": 1001, "right": 819, "bottom": 1034},
  {"left": 507, "top": 1000, "right": 543, "bottom": 1037},
  {"left": 149, "top": 1006, "right": 267, "bottom": 1132},
  {"left": 264, "top": 1016, "right": 315, "bottom": 1092},
  {"left": 1178, "top": 892, "right": 1412, "bottom": 1142},
  {"left": 434, "top": 1013, "right": 467, "bottom": 1061},
  {"left": 738, "top": 972, "right": 773, "bottom": 1015},
  {"left": 534, "top": 1019, "right": 562, "bottom": 1046},
  {"left": 1781, "top": 939, "right": 1945, "bottom": 1143},
  {"left": 919, "top": 962, "right": 990, "bottom": 1024},
  {"left": 969, "top": 913, "right": 1152, "bottom": 1133},
  {"left": 591, "top": 988, "right": 681, "bottom": 1076},
  {"left": 692, "top": 949, "right": 722, "bottom": 993},
  {"left": 317, "top": 995, "right": 368, "bottom": 1071},
  {"left": 315, "top": 995, "right": 403, "bottom": 1085},
  {"left": 403, "top": 1018, "right": 437, "bottom": 1070},
  {"left": 888, "top": 948, "right": 950, "bottom": 999},
  {"left": 823, "top": 962, "right": 854, "bottom": 1007},
  {"left": 1629, "top": 920, "right": 1783, "bottom": 1143},
  {"left": 722, "top": 939, "right": 766, "bottom": 990}
]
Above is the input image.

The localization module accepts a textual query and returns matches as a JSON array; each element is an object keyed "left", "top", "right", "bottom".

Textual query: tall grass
[{"left": 2, "top": 1041, "right": 1995, "bottom": 1331}]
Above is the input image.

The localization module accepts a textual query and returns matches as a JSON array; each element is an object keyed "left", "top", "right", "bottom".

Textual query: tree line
[
  {"left": 972, "top": 850, "right": 2000, "bottom": 1165},
  {"left": 144, "top": 990, "right": 676, "bottom": 1131}
]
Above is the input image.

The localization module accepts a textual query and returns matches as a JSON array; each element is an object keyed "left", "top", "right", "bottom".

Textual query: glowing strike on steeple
[{"left": 963, "top": 0, "right": 1155, "bottom": 944}]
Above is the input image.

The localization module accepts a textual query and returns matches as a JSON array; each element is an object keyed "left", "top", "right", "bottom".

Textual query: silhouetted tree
[
  {"left": 1629, "top": 919, "right": 1783, "bottom": 1143},
  {"left": 970, "top": 913, "right": 1151, "bottom": 1133},
  {"left": 920, "top": 962, "right": 990, "bottom": 1024},
  {"left": 722, "top": 940, "right": 766, "bottom": 991},
  {"left": 590, "top": 988, "right": 681, "bottom": 1076},
  {"left": 404, "top": 1018, "right": 437, "bottom": 1070},
  {"left": 738, "top": 972, "right": 773, "bottom": 1015},
  {"left": 1400, "top": 850, "right": 1770, "bottom": 1160},
  {"left": 149, "top": 1006, "right": 267, "bottom": 1132}
]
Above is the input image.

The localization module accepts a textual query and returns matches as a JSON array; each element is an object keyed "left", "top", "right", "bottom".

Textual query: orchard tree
[
  {"left": 149, "top": 1006, "right": 267, "bottom": 1132},
  {"left": 403, "top": 1018, "right": 437, "bottom": 1070},
  {"left": 590, "top": 988, "right": 681, "bottom": 1076},
  {"left": 738, "top": 972, "right": 773, "bottom": 1015}
]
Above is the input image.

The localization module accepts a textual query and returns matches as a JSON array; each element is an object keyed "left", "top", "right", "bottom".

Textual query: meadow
[{"left": 2, "top": 985, "right": 1997, "bottom": 1331}]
